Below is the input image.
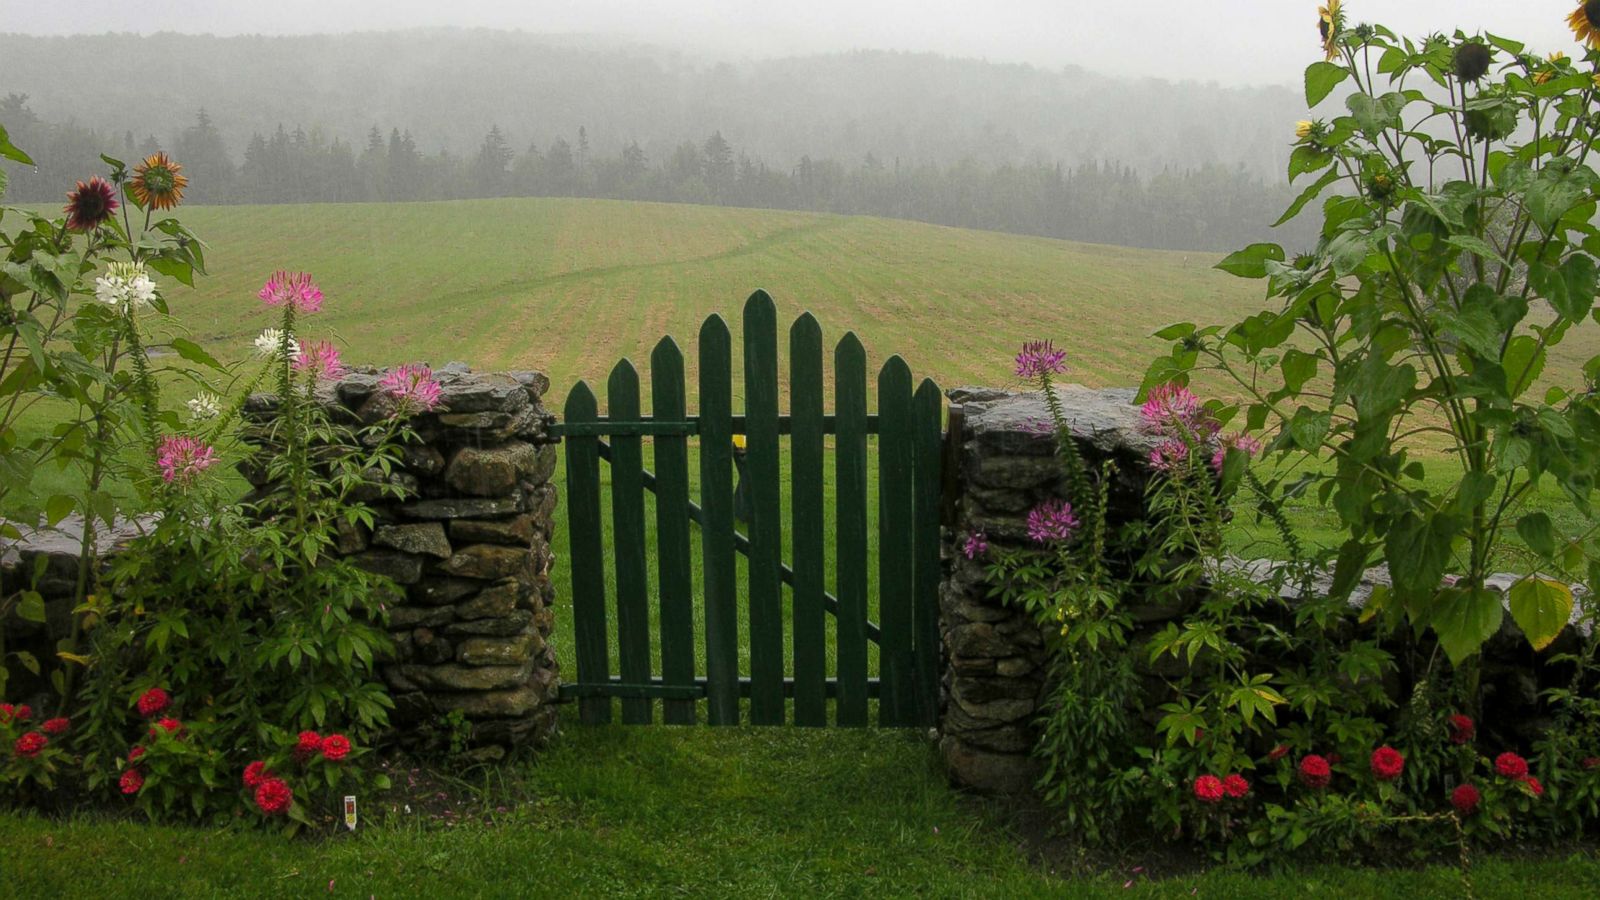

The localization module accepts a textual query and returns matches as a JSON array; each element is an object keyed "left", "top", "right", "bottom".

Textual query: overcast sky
[{"left": 1, "top": 1, "right": 1584, "bottom": 86}]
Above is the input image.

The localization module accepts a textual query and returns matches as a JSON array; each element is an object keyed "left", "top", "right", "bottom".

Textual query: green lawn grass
[{"left": 2, "top": 714, "right": 1597, "bottom": 898}]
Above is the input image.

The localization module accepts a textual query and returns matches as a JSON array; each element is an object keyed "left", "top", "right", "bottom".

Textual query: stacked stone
[
  {"left": 243, "top": 364, "right": 560, "bottom": 751},
  {"left": 939, "top": 385, "right": 1161, "bottom": 794}
]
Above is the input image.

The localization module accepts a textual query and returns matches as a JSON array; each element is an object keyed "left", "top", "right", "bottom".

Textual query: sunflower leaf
[
  {"left": 0, "top": 124, "right": 34, "bottom": 166},
  {"left": 1305, "top": 61, "right": 1350, "bottom": 108}
]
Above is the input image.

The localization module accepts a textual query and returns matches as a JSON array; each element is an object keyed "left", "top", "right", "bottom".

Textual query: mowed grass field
[{"left": 159, "top": 197, "right": 1266, "bottom": 399}]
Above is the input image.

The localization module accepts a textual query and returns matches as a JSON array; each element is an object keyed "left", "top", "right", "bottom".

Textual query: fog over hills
[{"left": 0, "top": 30, "right": 1304, "bottom": 179}]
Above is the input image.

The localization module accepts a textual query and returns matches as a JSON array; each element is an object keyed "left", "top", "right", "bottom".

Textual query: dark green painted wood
[
  {"left": 789, "top": 312, "right": 827, "bottom": 726},
  {"left": 607, "top": 360, "right": 653, "bottom": 725},
  {"left": 877, "top": 356, "right": 916, "bottom": 727},
  {"left": 560, "top": 676, "right": 886, "bottom": 701},
  {"left": 563, "top": 381, "right": 612, "bottom": 725},
  {"left": 551, "top": 414, "right": 883, "bottom": 438},
  {"left": 912, "top": 379, "right": 944, "bottom": 726},
  {"left": 743, "top": 291, "right": 785, "bottom": 725},
  {"left": 698, "top": 315, "right": 739, "bottom": 725},
  {"left": 834, "top": 332, "right": 870, "bottom": 726},
  {"left": 651, "top": 337, "right": 696, "bottom": 725}
]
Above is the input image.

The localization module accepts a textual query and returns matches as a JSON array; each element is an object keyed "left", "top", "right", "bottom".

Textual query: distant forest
[{"left": 0, "top": 31, "right": 1320, "bottom": 251}]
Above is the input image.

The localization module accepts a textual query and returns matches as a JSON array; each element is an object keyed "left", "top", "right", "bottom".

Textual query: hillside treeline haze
[{"left": 0, "top": 30, "right": 1320, "bottom": 252}]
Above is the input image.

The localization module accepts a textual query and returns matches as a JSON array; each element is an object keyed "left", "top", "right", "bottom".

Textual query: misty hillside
[{"left": 0, "top": 29, "right": 1304, "bottom": 180}]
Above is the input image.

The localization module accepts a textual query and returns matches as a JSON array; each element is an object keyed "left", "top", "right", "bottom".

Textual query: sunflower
[
  {"left": 1536, "top": 51, "right": 1569, "bottom": 85},
  {"left": 64, "top": 176, "right": 119, "bottom": 232},
  {"left": 1570, "top": 1, "right": 1600, "bottom": 49},
  {"left": 1453, "top": 41, "right": 1491, "bottom": 83},
  {"left": 130, "top": 152, "right": 188, "bottom": 210},
  {"left": 1318, "top": 1, "right": 1344, "bottom": 61}
]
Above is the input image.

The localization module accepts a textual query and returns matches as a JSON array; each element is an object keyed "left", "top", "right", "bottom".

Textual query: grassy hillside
[{"left": 162, "top": 196, "right": 1266, "bottom": 405}]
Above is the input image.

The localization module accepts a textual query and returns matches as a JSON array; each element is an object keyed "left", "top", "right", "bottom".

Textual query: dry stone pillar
[{"left": 938, "top": 385, "right": 1158, "bottom": 793}]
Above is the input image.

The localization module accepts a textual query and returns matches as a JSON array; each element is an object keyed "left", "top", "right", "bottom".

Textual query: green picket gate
[{"left": 554, "top": 290, "right": 944, "bottom": 727}]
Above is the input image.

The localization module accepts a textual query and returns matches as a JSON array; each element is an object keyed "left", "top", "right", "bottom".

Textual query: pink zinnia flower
[
  {"left": 258, "top": 271, "right": 324, "bottom": 314},
  {"left": 1026, "top": 499, "right": 1079, "bottom": 544},
  {"left": 1014, "top": 340, "right": 1068, "bottom": 379},
  {"left": 1210, "top": 432, "right": 1264, "bottom": 473},
  {"left": 961, "top": 531, "right": 989, "bottom": 560},
  {"left": 1222, "top": 774, "right": 1251, "bottom": 798},
  {"left": 156, "top": 435, "right": 218, "bottom": 485},
  {"left": 1192, "top": 775, "right": 1224, "bottom": 804},
  {"left": 292, "top": 340, "right": 346, "bottom": 380},
  {"left": 1149, "top": 438, "right": 1190, "bottom": 473},
  {"left": 120, "top": 768, "right": 145, "bottom": 795},
  {"left": 380, "top": 364, "right": 443, "bottom": 413}
]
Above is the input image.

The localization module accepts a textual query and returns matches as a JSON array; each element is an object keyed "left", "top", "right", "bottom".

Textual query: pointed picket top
[
  {"left": 791, "top": 310, "right": 822, "bottom": 344},
  {"left": 915, "top": 377, "right": 941, "bottom": 406},
  {"left": 878, "top": 353, "right": 912, "bottom": 383},
  {"left": 835, "top": 330, "right": 866, "bottom": 367},
  {"left": 564, "top": 379, "right": 597, "bottom": 417},
  {"left": 651, "top": 335, "right": 684, "bottom": 371},
  {"left": 745, "top": 288, "right": 776, "bottom": 319},
  {"left": 700, "top": 312, "right": 731, "bottom": 345},
  {"left": 607, "top": 357, "right": 640, "bottom": 396}
]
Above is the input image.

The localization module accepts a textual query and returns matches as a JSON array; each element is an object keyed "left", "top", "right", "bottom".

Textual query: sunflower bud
[
  {"left": 1453, "top": 42, "right": 1491, "bottom": 83},
  {"left": 1295, "top": 120, "right": 1315, "bottom": 140}
]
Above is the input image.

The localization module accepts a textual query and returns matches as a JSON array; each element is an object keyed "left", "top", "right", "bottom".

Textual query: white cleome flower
[
  {"left": 254, "top": 328, "right": 301, "bottom": 360},
  {"left": 186, "top": 391, "right": 222, "bottom": 420},
  {"left": 94, "top": 262, "right": 158, "bottom": 312}
]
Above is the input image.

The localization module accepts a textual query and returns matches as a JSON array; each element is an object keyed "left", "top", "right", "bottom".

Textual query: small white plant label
[{"left": 343, "top": 795, "right": 358, "bottom": 831}]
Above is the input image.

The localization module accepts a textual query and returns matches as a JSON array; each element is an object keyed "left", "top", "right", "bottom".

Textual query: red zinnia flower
[
  {"left": 1582, "top": 756, "right": 1600, "bottom": 770},
  {"left": 1447, "top": 714, "right": 1475, "bottom": 745},
  {"left": 136, "top": 688, "right": 169, "bottom": 717},
  {"left": 321, "top": 734, "right": 352, "bottom": 762},
  {"left": 149, "top": 717, "right": 184, "bottom": 739},
  {"left": 1521, "top": 775, "right": 1544, "bottom": 797},
  {"left": 1450, "top": 783, "right": 1480, "bottom": 815},
  {"left": 294, "top": 730, "right": 323, "bottom": 762},
  {"left": 119, "top": 769, "right": 145, "bottom": 795},
  {"left": 128, "top": 747, "right": 146, "bottom": 762},
  {"left": 1370, "top": 746, "right": 1405, "bottom": 781},
  {"left": 0, "top": 703, "right": 12, "bottom": 722},
  {"left": 1192, "top": 775, "right": 1225, "bottom": 804},
  {"left": 1494, "top": 752, "right": 1529, "bottom": 779},
  {"left": 243, "top": 760, "right": 273, "bottom": 788},
  {"left": 42, "top": 717, "right": 70, "bottom": 735},
  {"left": 1267, "top": 744, "right": 1290, "bottom": 761},
  {"left": 1222, "top": 774, "right": 1251, "bottom": 798},
  {"left": 1299, "top": 755, "right": 1332, "bottom": 789},
  {"left": 13, "top": 731, "right": 47, "bottom": 758},
  {"left": 254, "top": 778, "right": 293, "bottom": 815},
  {"left": 13, "top": 704, "right": 31, "bottom": 721},
  {"left": 64, "top": 176, "right": 119, "bottom": 232}
]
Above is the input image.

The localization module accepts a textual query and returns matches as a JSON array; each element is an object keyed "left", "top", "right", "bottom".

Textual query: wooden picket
[{"left": 557, "top": 291, "right": 943, "bottom": 728}]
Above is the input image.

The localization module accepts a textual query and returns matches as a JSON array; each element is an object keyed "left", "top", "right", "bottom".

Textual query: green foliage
[{"left": 1147, "top": 22, "right": 1600, "bottom": 663}]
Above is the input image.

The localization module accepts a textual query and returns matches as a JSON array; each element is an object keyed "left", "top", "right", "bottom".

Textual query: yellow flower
[
  {"left": 1318, "top": 0, "right": 1343, "bottom": 61},
  {"left": 1569, "top": 2, "right": 1600, "bottom": 50},
  {"left": 1592, "top": 72, "right": 1600, "bottom": 89},
  {"left": 1536, "top": 51, "right": 1568, "bottom": 84},
  {"left": 731, "top": 434, "right": 747, "bottom": 451},
  {"left": 130, "top": 152, "right": 188, "bottom": 211},
  {"left": 1296, "top": 120, "right": 1315, "bottom": 139}
]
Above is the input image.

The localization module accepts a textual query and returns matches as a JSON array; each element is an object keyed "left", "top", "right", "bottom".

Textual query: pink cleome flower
[
  {"left": 961, "top": 531, "right": 989, "bottom": 560},
  {"left": 156, "top": 435, "right": 219, "bottom": 485},
  {"left": 258, "top": 271, "right": 324, "bottom": 314},
  {"left": 1014, "top": 340, "right": 1068, "bottom": 380},
  {"left": 380, "top": 364, "right": 444, "bottom": 413},
  {"left": 1149, "top": 438, "right": 1190, "bottom": 473},
  {"left": 1026, "top": 499, "right": 1080, "bottom": 544},
  {"left": 292, "top": 340, "right": 346, "bottom": 380},
  {"left": 1210, "top": 432, "right": 1265, "bottom": 473}
]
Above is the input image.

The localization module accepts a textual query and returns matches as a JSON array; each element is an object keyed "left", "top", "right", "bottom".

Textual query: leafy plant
[{"left": 1147, "top": 14, "right": 1600, "bottom": 664}]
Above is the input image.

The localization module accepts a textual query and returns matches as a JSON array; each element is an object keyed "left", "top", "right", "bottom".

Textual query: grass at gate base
[{"left": 2, "top": 710, "right": 1598, "bottom": 897}]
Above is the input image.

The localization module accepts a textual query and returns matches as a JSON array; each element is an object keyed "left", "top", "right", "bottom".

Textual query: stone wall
[
  {"left": 938, "top": 384, "right": 1595, "bottom": 796},
  {"left": 939, "top": 385, "right": 1161, "bottom": 794},
  {"left": 1, "top": 364, "right": 561, "bottom": 753},
  {"left": 244, "top": 364, "right": 562, "bottom": 750}
]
